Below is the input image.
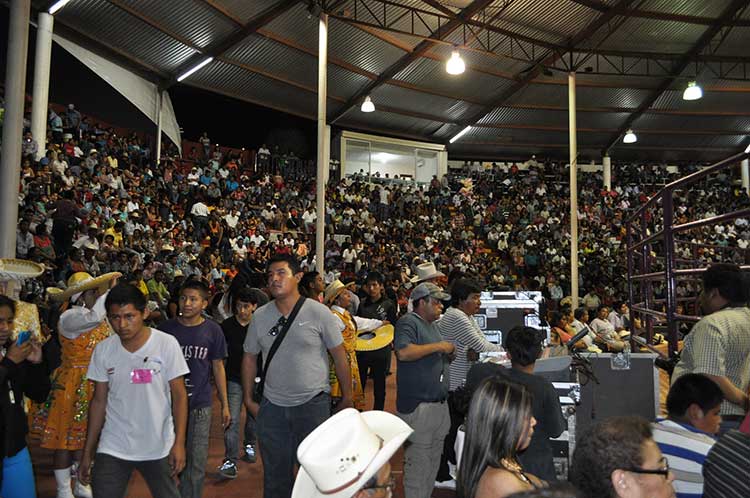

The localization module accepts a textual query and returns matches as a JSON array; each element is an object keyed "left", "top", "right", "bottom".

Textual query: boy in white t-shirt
[{"left": 79, "top": 284, "right": 189, "bottom": 498}]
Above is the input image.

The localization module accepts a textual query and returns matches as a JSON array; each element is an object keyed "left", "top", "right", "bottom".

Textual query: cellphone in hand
[{"left": 16, "top": 330, "right": 31, "bottom": 346}]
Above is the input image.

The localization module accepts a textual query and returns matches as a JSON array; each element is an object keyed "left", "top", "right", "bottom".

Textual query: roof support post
[
  {"left": 569, "top": 71, "right": 579, "bottom": 309},
  {"left": 316, "top": 13, "right": 329, "bottom": 276}
]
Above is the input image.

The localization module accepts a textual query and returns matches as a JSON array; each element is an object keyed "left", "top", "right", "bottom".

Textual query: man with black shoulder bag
[{"left": 242, "top": 254, "right": 352, "bottom": 498}]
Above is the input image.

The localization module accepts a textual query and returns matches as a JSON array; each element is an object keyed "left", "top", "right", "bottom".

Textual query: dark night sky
[{"left": 0, "top": 6, "right": 317, "bottom": 155}]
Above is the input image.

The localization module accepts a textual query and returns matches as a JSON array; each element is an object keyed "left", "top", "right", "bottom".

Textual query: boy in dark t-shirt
[{"left": 160, "top": 280, "right": 228, "bottom": 498}]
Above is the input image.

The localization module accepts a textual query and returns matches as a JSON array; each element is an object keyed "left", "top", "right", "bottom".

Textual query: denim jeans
[
  {"left": 256, "top": 392, "right": 331, "bottom": 498},
  {"left": 179, "top": 405, "right": 211, "bottom": 498},
  {"left": 224, "top": 380, "right": 256, "bottom": 461},
  {"left": 91, "top": 453, "right": 180, "bottom": 498}
]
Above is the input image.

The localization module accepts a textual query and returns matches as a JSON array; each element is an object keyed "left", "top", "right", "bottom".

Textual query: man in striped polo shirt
[{"left": 652, "top": 373, "right": 723, "bottom": 498}]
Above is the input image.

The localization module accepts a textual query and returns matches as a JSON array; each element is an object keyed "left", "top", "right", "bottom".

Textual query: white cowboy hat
[
  {"left": 410, "top": 261, "right": 445, "bottom": 283},
  {"left": 324, "top": 279, "right": 355, "bottom": 305},
  {"left": 0, "top": 258, "right": 45, "bottom": 282},
  {"left": 292, "top": 409, "right": 412, "bottom": 498}
]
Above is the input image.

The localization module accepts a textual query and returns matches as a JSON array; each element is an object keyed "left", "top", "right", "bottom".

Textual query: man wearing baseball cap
[{"left": 394, "top": 282, "right": 455, "bottom": 498}]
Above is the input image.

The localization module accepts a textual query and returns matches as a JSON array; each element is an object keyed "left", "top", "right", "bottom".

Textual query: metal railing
[{"left": 625, "top": 151, "right": 750, "bottom": 356}]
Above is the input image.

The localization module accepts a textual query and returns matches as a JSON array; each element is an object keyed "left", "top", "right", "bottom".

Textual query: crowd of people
[{"left": 1, "top": 98, "right": 749, "bottom": 498}]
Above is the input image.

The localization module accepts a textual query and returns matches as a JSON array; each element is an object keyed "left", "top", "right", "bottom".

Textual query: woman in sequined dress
[{"left": 31, "top": 272, "right": 119, "bottom": 498}]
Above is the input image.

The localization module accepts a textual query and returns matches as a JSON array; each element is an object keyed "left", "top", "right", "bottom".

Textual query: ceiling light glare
[
  {"left": 449, "top": 125, "right": 472, "bottom": 144},
  {"left": 682, "top": 81, "right": 703, "bottom": 101},
  {"left": 360, "top": 96, "right": 375, "bottom": 113},
  {"left": 49, "top": 0, "right": 72, "bottom": 14},
  {"left": 623, "top": 129, "right": 637, "bottom": 144},
  {"left": 446, "top": 50, "right": 465, "bottom": 75},
  {"left": 177, "top": 57, "right": 214, "bottom": 82}
]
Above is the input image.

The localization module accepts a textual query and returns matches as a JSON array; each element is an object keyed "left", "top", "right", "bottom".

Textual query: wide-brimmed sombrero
[
  {"left": 355, "top": 324, "right": 394, "bottom": 352},
  {"left": 0, "top": 258, "right": 45, "bottom": 281},
  {"left": 47, "top": 272, "right": 121, "bottom": 302},
  {"left": 323, "top": 279, "right": 355, "bottom": 305}
]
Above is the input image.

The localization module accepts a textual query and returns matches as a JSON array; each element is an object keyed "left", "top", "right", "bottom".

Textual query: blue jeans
[
  {"left": 179, "top": 405, "right": 211, "bottom": 498},
  {"left": 91, "top": 453, "right": 180, "bottom": 498},
  {"left": 224, "top": 380, "right": 256, "bottom": 461},
  {"left": 256, "top": 392, "right": 331, "bottom": 498},
  {"left": 1, "top": 447, "right": 36, "bottom": 498}
]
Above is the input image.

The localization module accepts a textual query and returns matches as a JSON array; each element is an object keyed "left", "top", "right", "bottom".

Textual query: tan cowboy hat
[
  {"left": 410, "top": 261, "right": 445, "bottom": 283},
  {"left": 355, "top": 324, "right": 394, "bottom": 352},
  {"left": 324, "top": 279, "right": 354, "bottom": 305},
  {"left": 47, "top": 271, "right": 121, "bottom": 302},
  {"left": 0, "top": 258, "right": 45, "bottom": 281},
  {"left": 292, "top": 408, "right": 413, "bottom": 498}
]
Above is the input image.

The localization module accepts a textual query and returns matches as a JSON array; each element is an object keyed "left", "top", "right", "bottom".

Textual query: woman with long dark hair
[{"left": 457, "top": 377, "right": 542, "bottom": 498}]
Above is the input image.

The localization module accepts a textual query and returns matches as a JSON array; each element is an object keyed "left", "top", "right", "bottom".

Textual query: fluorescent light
[
  {"left": 176, "top": 57, "right": 214, "bottom": 82},
  {"left": 446, "top": 50, "right": 465, "bottom": 75},
  {"left": 623, "top": 129, "right": 637, "bottom": 144},
  {"left": 745, "top": 143, "right": 750, "bottom": 153},
  {"left": 360, "top": 96, "right": 375, "bottom": 113},
  {"left": 49, "top": 0, "right": 72, "bottom": 14},
  {"left": 449, "top": 126, "right": 472, "bottom": 144},
  {"left": 682, "top": 81, "right": 703, "bottom": 101}
]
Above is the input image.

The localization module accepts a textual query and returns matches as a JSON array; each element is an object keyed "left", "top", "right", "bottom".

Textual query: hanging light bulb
[
  {"left": 446, "top": 50, "right": 465, "bottom": 75},
  {"left": 360, "top": 96, "right": 375, "bottom": 113},
  {"left": 623, "top": 129, "right": 637, "bottom": 144},
  {"left": 682, "top": 81, "right": 703, "bottom": 101}
]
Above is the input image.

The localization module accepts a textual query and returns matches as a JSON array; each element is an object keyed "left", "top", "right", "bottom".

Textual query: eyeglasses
[
  {"left": 624, "top": 457, "right": 670, "bottom": 478},
  {"left": 364, "top": 477, "right": 395, "bottom": 494},
  {"left": 268, "top": 316, "right": 288, "bottom": 337}
]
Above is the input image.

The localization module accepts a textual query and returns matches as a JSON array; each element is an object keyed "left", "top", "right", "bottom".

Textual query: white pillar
[
  {"left": 0, "top": 0, "right": 31, "bottom": 258},
  {"left": 323, "top": 124, "right": 331, "bottom": 184},
  {"left": 315, "top": 14, "right": 328, "bottom": 275},
  {"left": 568, "top": 72, "right": 579, "bottom": 309},
  {"left": 31, "top": 12, "right": 53, "bottom": 161},
  {"left": 155, "top": 90, "right": 163, "bottom": 163},
  {"left": 742, "top": 158, "right": 749, "bottom": 195},
  {"left": 603, "top": 154, "right": 612, "bottom": 191}
]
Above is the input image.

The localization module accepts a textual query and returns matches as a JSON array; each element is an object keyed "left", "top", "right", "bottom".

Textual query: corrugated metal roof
[
  {"left": 114, "top": 0, "right": 237, "bottom": 49},
  {"left": 370, "top": 84, "right": 482, "bottom": 121},
  {"left": 57, "top": 0, "right": 196, "bottom": 72},
  {"left": 215, "top": 0, "right": 282, "bottom": 24},
  {"left": 595, "top": 16, "right": 707, "bottom": 54},
  {"left": 633, "top": 113, "right": 750, "bottom": 133},
  {"left": 224, "top": 34, "right": 318, "bottom": 89},
  {"left": 490, "top": 0, "right": 602, "bottom": 43},
  {"left": 328, "top": 19, "right": 415, "bottom": 75},
  {"left": 338, "top": 107, "right": 445, "bottom": 137},
  {"left": 641, "top": 0, "right": 732, "bottom": 19}
]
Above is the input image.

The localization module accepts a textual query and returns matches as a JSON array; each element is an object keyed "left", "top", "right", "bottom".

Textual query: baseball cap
[{"left": 411, "top": 282, "right": 450, "bottom": 302}]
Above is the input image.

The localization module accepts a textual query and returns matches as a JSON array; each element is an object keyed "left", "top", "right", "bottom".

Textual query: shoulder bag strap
[{"left": 261, "top": 296, "right": 307, "bottom": 380}]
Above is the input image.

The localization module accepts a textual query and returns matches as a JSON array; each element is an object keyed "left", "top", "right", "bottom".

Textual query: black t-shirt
[
  {"left": 221, "top": 316, "right": 247, "bottom": 383},
  {"left": 466, "top": 363, "right": 566, "bottom": 481},
  {"left": 358, "top": 295, "right": 397, "bottom": 324}
]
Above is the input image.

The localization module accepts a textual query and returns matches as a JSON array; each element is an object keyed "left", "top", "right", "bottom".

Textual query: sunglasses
[
  {"left": 268, "top": 316, "right": 288, "bottom": 337},
  {"left": 624, "top": 457, "right": 670, "bottom": 478}
]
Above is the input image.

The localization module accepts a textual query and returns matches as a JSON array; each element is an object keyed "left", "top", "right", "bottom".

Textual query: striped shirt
[
  {"left": 672, "top": 307, "right": 750, "bottom": 416},
  {"left": 652, "top": 419, "right": 716, "bottom": 498},
  {"left": 438, "top": 307, "right": 503, "bottom": 391},
  {"left": 703, "top": 430, "right": 750, "bottom": 498}
]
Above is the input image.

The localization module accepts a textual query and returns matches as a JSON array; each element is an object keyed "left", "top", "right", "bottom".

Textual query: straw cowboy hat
[
  {"left": 292, "top": 408, "right": 413, "bottom": 498},
  {"left": 355, "top": 324, "right": 394, "bottom": 352},
  {"left": 324, "top": 279, "right": 355, "bottom": 305},
  {"left": 47, "top": 272, "right": 121, "bottom": 302},
  {"left": 410, "top": 261, "right": 445, "bottom": 283},
  {"left": 0, "top": 258, "right": 46, "bottom": 282}
]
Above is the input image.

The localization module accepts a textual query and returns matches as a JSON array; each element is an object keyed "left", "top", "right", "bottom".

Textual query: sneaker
[
  {"left": 242, "top": 443, "right": 257, "bottom": 463},
  {"left": 218, "top": 459, "right": 238, "bottom": 479},
  {"left": 434, "top": 479, "right": 456, "bottom": 490}
]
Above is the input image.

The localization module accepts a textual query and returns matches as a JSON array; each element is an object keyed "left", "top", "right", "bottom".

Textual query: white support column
[
  {"left": 155, "top": 90, "right": 163, "bottom": 163},
  {"left": 568, "top": 72, "right": 579, "bottom": 309},
  {"left": 315, "top": 14, "right": 328, "bottom": 275},
  {"left": 323, "top": 124, "right": 331, "bottom": 184},
  {"left": 0, "top": 0, "right": 31, "bottom": 258},
  {"left": 31, "top": 12, "right": 53, "bottom": 161},
  {"left": 603, "top": 154, "right": 612, "bottom": 191},
  {"left": 742, "top": 158, "right": 749, "bottom": 195}
]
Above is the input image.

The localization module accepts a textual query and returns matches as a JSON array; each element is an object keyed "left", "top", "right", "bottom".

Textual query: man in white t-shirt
[{"left": 79, "top": 283, "right": 189, "bottom": 498}]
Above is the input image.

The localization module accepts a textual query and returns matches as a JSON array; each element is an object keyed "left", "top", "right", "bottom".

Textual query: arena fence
[{"left": 625, "top": 151, "right": 750, "bottom": 356}]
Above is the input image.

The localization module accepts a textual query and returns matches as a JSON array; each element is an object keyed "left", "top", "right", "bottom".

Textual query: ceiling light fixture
[
  {"left": 682, "top": 81, "right": 703, "bottom": 101},
  {"left": 623, "top": 129, "right": 637, "bottom": 144},
  {"left": 745, "top": 143, "right": 750, "bottom": 153},
  {"left": 49, "top": 0, "right": 72, "bottom": 14},
  {"left": 177, "top": 57, "right": 214, "bottom": 82},
  {"left": 360, "top": 96, "right": 375, "bottom": 113},
  {"left": 446, "top": 50, "right": 465, "bottom": 75},
  {"left": 449, "top": 126, "right": 472, "bottom": 144}
]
